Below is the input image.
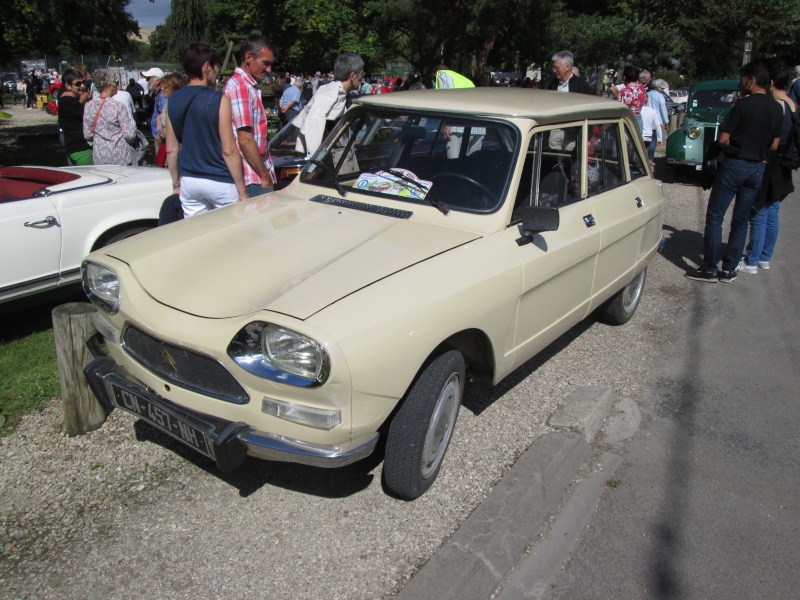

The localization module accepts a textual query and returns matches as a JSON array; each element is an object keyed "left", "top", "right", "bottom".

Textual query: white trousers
[{"left": 180, "top": 176, "right": 239, "bottom": 217}]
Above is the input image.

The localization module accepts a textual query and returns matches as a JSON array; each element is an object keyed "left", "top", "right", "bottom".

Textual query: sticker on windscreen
[{"left": 355, "top": 169, "right": 432, "bottom": 199}]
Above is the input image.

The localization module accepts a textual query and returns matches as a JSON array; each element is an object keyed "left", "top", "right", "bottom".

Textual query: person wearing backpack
[
  {"left": 300, "top": 75, "right": 314, "bottom": 107},
  {"left": 739, "top": 64, "right": 797, "bottom": 274}
]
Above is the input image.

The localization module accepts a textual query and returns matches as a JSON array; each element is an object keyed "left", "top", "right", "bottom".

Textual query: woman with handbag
[
  {"left": 155, "top": 73, "right": 186, "bottom": 168},
  {"left": 82, "top": 68, "right": 139, "bottom": 166}
]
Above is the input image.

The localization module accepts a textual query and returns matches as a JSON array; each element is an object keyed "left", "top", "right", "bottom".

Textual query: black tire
[
  {"left": 599, "top": 268, "right": 647, "bottom": 325},
  {"left": 101, "top": 226, "right": 151, "bottom": 247},
  {"left": 383, "top": 350, "right": 465, "bottom": 500}
]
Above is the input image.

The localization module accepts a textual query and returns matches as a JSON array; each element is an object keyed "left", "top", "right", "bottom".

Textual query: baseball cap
[{"left": 142, "top": 68, "right": 165, "bottom": 78}]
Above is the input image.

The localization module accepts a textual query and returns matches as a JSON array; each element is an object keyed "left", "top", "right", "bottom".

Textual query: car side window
[
  {"left": 623, "top": 122, "right": 648, "bottom": 181},
  {"left": 536, "top": 125, "right": 583, "bottom": 208},
  {"left": 586, "top": 122, "right": 626, "bottom": 197}
]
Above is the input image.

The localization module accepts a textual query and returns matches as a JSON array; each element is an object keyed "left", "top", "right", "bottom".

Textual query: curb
[{"left": 396, "top": 385, "right": 614, "bottom": 600}]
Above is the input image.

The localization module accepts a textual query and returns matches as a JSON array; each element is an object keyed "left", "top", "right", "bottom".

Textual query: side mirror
[{"left": 519, "top": 206, "right": 559, "bottom": 235}]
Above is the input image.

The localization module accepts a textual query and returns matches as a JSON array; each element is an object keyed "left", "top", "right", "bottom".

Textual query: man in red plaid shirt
[{"left": 224, "top": 35, "right": 277, "bottom": 198}]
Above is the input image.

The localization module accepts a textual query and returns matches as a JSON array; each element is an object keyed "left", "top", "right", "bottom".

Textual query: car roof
[
  {"left": 354, "top": 88, "right": 628, "bottom": 120},
  {"left": 690, "top": 79, "right": 740, "bottom": 92}
]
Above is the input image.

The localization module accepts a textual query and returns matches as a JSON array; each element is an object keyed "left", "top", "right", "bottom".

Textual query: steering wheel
[{"left": 430, "top": 172, "right": 497, "bottom": 209}]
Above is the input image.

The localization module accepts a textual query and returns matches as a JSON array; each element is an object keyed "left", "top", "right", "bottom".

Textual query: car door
[
  {"left": 585, "top": 120, "right": 648, "bottom": 311},
  {"left": 509, "top": 125, "right": 601, "bottom": 369},
  {"left": 0, "top": 196, "right": 62, "bottom": 302},
  {"left": 622, "top": 121, "right": 665, "bottom": 265}
]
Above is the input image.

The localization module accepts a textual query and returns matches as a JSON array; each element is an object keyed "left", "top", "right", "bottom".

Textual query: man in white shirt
[
  {"left": 112, "top": 82, "right": 136, "bottom": 124},
  {"left": 640, "top": 104, "right": 662, "bottom": 167}
]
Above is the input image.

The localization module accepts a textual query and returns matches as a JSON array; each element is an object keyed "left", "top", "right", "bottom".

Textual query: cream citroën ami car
[{"left": 82, "top": 88, "right": 664, "bottom": 499}]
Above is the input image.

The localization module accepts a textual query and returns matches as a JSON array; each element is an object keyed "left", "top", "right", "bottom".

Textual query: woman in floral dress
[
  {"left": 83, "top": 68, "right": 138, "bottom": 165},
  {"left": 617, "top": 65, "right": 647, "bottom": 132}
]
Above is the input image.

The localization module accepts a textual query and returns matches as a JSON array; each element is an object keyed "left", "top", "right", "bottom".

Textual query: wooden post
[{"left": 52, "top": 302, "right": 106, "bottom": 436}]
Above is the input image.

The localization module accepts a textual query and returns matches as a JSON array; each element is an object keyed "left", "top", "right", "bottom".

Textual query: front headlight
[
  {"left": 687, "top": 124, "right": 702, "bottom": 140},
  {"left": 82, "top": 261, "right": 120, "bottom": 314},
  {"left": 227, "top": 321, "right": 330, "bottom": 387}
]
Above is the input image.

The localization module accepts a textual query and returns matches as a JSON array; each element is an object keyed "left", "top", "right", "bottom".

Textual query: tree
[
  {"left": 166, "top": 0, "right": 209, "bottom": 61},
  {"left": 1, "top": 0, "right": 140, "bottom": 64}
]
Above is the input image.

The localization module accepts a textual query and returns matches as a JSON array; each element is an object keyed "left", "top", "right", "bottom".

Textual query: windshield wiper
[
  {"left": 308, "top": 159, "right": 347, "bottom": 197},
  {"left": 386, "top": 168, "right": 448, "bottom": 215}
]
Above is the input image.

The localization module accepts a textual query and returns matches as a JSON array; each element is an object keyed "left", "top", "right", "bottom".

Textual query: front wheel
[
  {"left": 383, "top": 350, "right": 465, "bottom": 500},
  {"left": 599, "top": 268, "right": 647, "bottom": 325}
]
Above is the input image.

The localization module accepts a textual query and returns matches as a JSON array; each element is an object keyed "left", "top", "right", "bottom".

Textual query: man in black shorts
[{"left": 686, "top": 63, "right": 782, "bottom": 283}]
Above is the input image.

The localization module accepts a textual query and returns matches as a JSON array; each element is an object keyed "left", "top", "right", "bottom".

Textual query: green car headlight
[
  {"left": 81, "top": 261, "right": 120, "bottom": 314},
  {"left": 227, "top": 321, "right": 330, "bottom": 387},
  {"left": 687, "top": 124, "right": 702, "bottom": 140}
]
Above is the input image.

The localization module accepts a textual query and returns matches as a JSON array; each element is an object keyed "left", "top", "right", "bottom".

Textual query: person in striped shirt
[{"left": 224, "top": 35, "right": 277, "bottom": 198}]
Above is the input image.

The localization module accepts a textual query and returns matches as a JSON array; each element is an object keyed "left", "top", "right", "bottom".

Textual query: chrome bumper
[{"left": 83, "top": 333, "right": 378, "bottom": 472}]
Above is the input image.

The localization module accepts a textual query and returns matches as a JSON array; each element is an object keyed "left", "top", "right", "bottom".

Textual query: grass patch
[
  {"left": 0, "top": 328, "right": 60, "bottom": 433},
  {"left": 605, "top": 476, "right": 622, "bottom": 489}
]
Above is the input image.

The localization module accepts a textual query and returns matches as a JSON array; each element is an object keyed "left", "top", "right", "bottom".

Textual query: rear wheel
[
  {"left": 383, "top": 350, "right": 465, "bottom": 500},
  {"left": 600, "top": 268, "right": 647, "bottom": 325}
]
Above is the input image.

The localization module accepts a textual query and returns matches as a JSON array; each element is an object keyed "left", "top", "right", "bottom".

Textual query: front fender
[{"left": 666, "top": 129, "right": 703, "bottom": 165}]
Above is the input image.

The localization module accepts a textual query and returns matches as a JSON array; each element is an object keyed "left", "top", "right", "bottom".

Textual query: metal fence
[{"left": 13, "top": 56, "right": 179, "bottom": 78}]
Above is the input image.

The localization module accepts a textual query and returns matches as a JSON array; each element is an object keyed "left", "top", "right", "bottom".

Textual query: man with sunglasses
[{"left": 224, "top": 35, "right": 277, "bottom": 198}]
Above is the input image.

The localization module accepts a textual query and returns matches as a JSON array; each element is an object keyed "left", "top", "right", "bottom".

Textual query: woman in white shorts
[{"left": 166, "top": 43, "right": 247, "bottom": 217}]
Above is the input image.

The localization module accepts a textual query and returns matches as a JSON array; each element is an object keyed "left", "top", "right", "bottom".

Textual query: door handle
[
  {"left": 583, "top": 214, "right": 596, "bottom": 227},
  {"left": 634, "top": 197, "right": 644, "bottom": 208},
  {"left": 24, "top": 216, "right": 58, "bottom": 227}
]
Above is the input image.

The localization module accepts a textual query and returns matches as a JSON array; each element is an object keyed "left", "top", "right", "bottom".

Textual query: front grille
[{"left": 122, "top": 325, "right": 249, "bottom": 404}]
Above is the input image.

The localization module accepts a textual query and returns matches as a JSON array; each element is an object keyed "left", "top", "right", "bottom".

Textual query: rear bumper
[{"left": 83, "top": 333, "right": 378, "bottom": 472}]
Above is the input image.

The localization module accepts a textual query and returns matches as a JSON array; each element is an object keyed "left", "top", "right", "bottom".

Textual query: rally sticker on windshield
[{"left": 354, "top": 169, "right": 432, "bottom": 199}]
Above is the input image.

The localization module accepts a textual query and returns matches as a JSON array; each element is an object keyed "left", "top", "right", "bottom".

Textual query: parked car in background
[
  {"left": 0, "top": 166, "right": 170, "bottom": 310},
  {"left": 669, "top": 87, "right": 690, "bottom": 106},
  {"left": 268, "top": 123, "right": 307, "bottom": 189},
  {"left": 666, "top": 79, "right": 741, "bottom": 172},
  {"left": 3, "top": 73, "right": 20, "bottom": 94},
  {"left": 82, "top": 89, "right": 664, "bottom": 499}
]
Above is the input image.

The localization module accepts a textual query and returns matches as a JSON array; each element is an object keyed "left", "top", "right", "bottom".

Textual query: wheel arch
[
  {"left": 379, "top": 327, "right": 495, "bottom": 433},
  {"left": 91, "top": 219, "right": 157, "bottom": 251}
]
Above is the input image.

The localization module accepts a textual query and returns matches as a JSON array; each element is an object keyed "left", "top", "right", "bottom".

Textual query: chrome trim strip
[{"left": 241, "top": 430, "right": 379, "bottom": 468}]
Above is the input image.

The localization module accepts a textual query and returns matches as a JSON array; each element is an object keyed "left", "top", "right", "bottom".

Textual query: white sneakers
[
  {"left": 758, "top": 261, "right": 770, "bottom": 269},
  {"left": 736, "top": 259, "right": 758, "bottom": 274}
]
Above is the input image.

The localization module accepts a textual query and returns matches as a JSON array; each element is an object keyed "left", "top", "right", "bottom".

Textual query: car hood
[{"left": 105, "top": 192, "right": 480, "bottom": 319}]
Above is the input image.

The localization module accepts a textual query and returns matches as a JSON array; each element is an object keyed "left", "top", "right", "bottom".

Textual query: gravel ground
[{"left": 0, "top": 168, "right": 707, "bottom": 598}]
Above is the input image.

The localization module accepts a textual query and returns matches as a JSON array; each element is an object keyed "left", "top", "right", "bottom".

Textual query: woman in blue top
[{"left": 165, "top": 43, "right": 247, "bottom": 217}]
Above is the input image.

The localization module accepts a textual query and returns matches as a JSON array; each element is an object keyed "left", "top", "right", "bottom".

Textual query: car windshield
[
  {"left": 691, "top": 88, "right": 741, "bottom": 109},
  {"left": 299, "top": 107, "right": 518, "bottom": 213}
]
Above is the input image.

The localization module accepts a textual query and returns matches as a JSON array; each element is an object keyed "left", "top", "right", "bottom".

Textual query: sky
[{"left": 128, "top": 0, "right": 171, "bottom": 29}]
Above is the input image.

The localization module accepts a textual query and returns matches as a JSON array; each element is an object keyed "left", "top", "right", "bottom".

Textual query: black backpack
[
  {"left": 779, "top": 102, "right": 800, "bottom": 170},
  {"left": 300, "top": 81, "right": 313, "bottom": 103}
]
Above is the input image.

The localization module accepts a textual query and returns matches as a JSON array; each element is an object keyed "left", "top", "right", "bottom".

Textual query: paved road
[{"left": 537, "top": 180, "right": 800, "bottom": 598}]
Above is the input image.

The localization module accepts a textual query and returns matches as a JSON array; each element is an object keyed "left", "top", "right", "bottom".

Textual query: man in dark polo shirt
[{"left": 686, "top": 63, "right": 783, "bottom": 283}]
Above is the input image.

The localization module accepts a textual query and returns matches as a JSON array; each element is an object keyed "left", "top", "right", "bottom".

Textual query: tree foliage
[
  {"left": 4, "top": 0, "right": 800, "bottom": 83},
  {"left": 1, "top": 0, "right": 140, "bottom": 65}
]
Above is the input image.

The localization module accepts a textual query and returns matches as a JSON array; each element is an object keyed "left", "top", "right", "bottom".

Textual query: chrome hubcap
[
  {"left": 421, "top": 373, "right": 461, "bottom": 479},
  {"left": 622, "top": 271, "right": 645, "bottom": 313}
]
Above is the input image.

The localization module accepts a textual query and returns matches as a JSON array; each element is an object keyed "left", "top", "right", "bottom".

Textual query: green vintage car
[{"left": 666, "top": 79, "right": 742, "bottom": 171}]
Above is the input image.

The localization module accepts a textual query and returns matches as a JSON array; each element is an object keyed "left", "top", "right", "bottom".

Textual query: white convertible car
[{"left": 0, "top": 165, "right": 170, "bottom": 309}]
